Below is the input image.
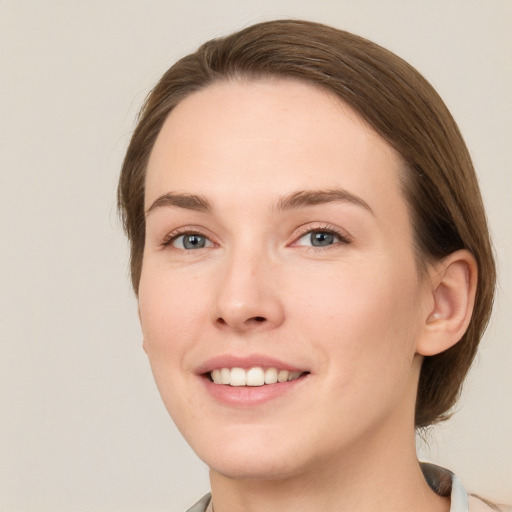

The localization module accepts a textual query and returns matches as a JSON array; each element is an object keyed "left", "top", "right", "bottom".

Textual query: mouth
[{"left": 207, "top": 367, "right": 308, "bottom": 387}]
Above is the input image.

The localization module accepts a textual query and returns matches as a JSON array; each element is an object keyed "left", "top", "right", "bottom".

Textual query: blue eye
[
  {"left": 296, "top": 230, "right": 343, "bottom": 247},
  {"left": 172, "top": 234, "right": 213, "bottom": 249},
  {"left": 310, "top": 231, "right": 336, "bottom": 246}
]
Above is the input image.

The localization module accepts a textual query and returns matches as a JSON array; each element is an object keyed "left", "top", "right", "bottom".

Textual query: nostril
[{"left": 215, "top": 315, "right": 268, "bottom": 328}]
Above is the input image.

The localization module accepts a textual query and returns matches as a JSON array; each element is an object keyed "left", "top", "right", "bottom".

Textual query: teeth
[
  {"left": 230, "top": 367, "right": 247, "bottom": 386},
  {"left": 264, "top": 367, "right": 278, "bottom": 384},
  {"left": 209, "top": 367, "right": 304, "bottom": 386},
  {"left": 220, "top": 367, "right": 231, "bottom": 385},
  {"left": 211, "top": 369, "right": 221, "bottom": 383},
  {"left": 277, "top": 369, "right": 289, "bottom": 382},
  {"left": 246, "top": 367, "right": 265, "bottom": 386}
]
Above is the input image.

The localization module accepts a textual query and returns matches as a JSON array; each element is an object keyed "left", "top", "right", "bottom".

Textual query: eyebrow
[
  {"left": 276, "top": 188, "right": 373, "bottom": 214},
  {"left": 146, "top": 192, "right": 212, "bottom": 217},
  {"left": 145, "top": 187, "right": 373, "bottom": 217}
]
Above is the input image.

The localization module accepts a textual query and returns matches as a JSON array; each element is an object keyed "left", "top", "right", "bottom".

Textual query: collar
[{"left": 421, "top": 462, "right": 469, "bottom": 512}]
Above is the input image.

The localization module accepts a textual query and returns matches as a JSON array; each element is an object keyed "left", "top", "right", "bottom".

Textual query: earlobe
[{"left": 416, "top": 250, "right": 478, "bottom": 357}]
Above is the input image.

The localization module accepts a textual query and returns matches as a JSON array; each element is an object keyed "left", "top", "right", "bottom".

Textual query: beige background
[{"left": 0, "top": 1, "right": 510, "bottom": 510}]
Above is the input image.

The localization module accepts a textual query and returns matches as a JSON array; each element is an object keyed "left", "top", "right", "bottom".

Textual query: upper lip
[{"left": 195, "top": 354, "right": 308, "bottom": 375}]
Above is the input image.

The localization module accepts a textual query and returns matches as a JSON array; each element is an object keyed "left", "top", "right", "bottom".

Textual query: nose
[{"left": 212, "top": 247, "right": 285, "bottom": 332}]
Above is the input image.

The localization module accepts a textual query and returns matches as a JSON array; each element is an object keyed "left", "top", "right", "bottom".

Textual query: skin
[{"left": 139, "top": 79, "right": 475, "bottom": 512}]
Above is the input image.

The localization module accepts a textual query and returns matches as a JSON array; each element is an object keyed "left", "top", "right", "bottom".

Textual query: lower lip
[{"left": 201, "top": 375, "right": 308, "bottom": 407}]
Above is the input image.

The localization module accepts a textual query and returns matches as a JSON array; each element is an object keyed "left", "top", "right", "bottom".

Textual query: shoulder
[
  {"left": 185, "top": 493, "right": 211, "bottom": 512},
  {"left": 420, "top": 462, "right": 510, "bottom": 512},
  {"left": 469, "top": 495, "right": 512, "bottom": 512}
]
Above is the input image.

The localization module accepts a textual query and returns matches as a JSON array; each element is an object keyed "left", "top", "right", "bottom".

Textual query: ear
[{"left": 416, "top": 250, "right": 478, "bottom": 356}]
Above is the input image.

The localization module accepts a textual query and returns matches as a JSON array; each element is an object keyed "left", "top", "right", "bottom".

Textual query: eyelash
[
  {"left": 160, "top": 229, "right": 210, "bottom": 249},
  {"left": 160, "top": 225, "right": 352, "bottom": 250},
  {"left": 293, "top": 224, "right": 352, "bottom": 249}
]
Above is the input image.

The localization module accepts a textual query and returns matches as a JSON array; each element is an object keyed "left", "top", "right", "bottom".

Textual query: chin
[
  {"left": 208, "top": 455, "right": 304, "bottom": 481},
  {"left": 191, "top": 429, "right": 310, "bottom": 481}
]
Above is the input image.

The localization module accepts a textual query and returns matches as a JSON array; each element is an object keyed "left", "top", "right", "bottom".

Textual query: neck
[
  {"left": 208, "top": 399, "right": 449, "bottom": 512},
  {"left": 209, "top": 435, "right": 448, "bottom": 512}
]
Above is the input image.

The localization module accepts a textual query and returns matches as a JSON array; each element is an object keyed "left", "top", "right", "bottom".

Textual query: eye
[
  {"left": 295, "top": 229, "right": 349, "bottom": 247},
  {"left": 170, "top": 233, "right": 214, "bottom": 250}
]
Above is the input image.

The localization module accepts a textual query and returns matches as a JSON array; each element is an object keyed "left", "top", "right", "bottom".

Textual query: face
[{"left": 139, "top": 79, "right": 431, "bottom": 481}]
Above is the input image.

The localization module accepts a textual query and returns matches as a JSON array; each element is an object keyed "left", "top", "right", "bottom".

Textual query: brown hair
[{"left": 118, "top": 19, "right": 495, "bottom": 427}]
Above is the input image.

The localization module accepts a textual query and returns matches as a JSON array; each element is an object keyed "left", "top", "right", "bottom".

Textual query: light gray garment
[{"left": 186, "top": 493, "right": 211, "bottom": 512}]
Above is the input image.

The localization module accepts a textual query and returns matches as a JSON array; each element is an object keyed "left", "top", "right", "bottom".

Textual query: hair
[{"left": 118, "top": 19, "right": 495, "bottom": 427}]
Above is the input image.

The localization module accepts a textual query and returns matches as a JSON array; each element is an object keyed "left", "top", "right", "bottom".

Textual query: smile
[{"left": 209, "top": 367, "right": 305, "bottom": 386}]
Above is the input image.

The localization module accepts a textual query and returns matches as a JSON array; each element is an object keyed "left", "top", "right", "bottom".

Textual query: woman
[{"left": 118, "top": 20, "right": 501, "bottom": 512}]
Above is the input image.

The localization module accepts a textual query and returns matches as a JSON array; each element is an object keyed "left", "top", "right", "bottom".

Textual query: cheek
[
  {"left": 138, "top": 264, "right": 208, "bottom": 345},
  {"left": 296, "top": 255, "right": 421, "bottom": 329},
  {"left": 293, "top": 256, "right": 423, "bottom": 380},
  {"left": 137, "top": 263, "right": 214, "bottom": 408},
  {"left": 137, "top": 266, "right": 209, "bottom": 423}
]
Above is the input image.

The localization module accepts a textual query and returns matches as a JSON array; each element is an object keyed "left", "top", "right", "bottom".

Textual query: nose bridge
[{"left": 213, "top": 238, "right": 284, "bottom": 330}]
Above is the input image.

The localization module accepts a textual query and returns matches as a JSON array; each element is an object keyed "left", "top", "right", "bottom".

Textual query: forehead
[{"left": 145, "top": 78, "right": 406, "bottom": 219}]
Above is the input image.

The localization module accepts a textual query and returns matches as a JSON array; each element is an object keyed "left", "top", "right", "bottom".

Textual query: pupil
[
  {"left": 184, "top": 235, "right": 205, "bottom": 249},
  {"left": 312, "top": 232, "right": 334, "bottom": 246}
]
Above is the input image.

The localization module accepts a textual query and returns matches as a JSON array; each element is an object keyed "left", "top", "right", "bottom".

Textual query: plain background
[{"left": 0, "top": 1, "right": 510, "bottom": 510}]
